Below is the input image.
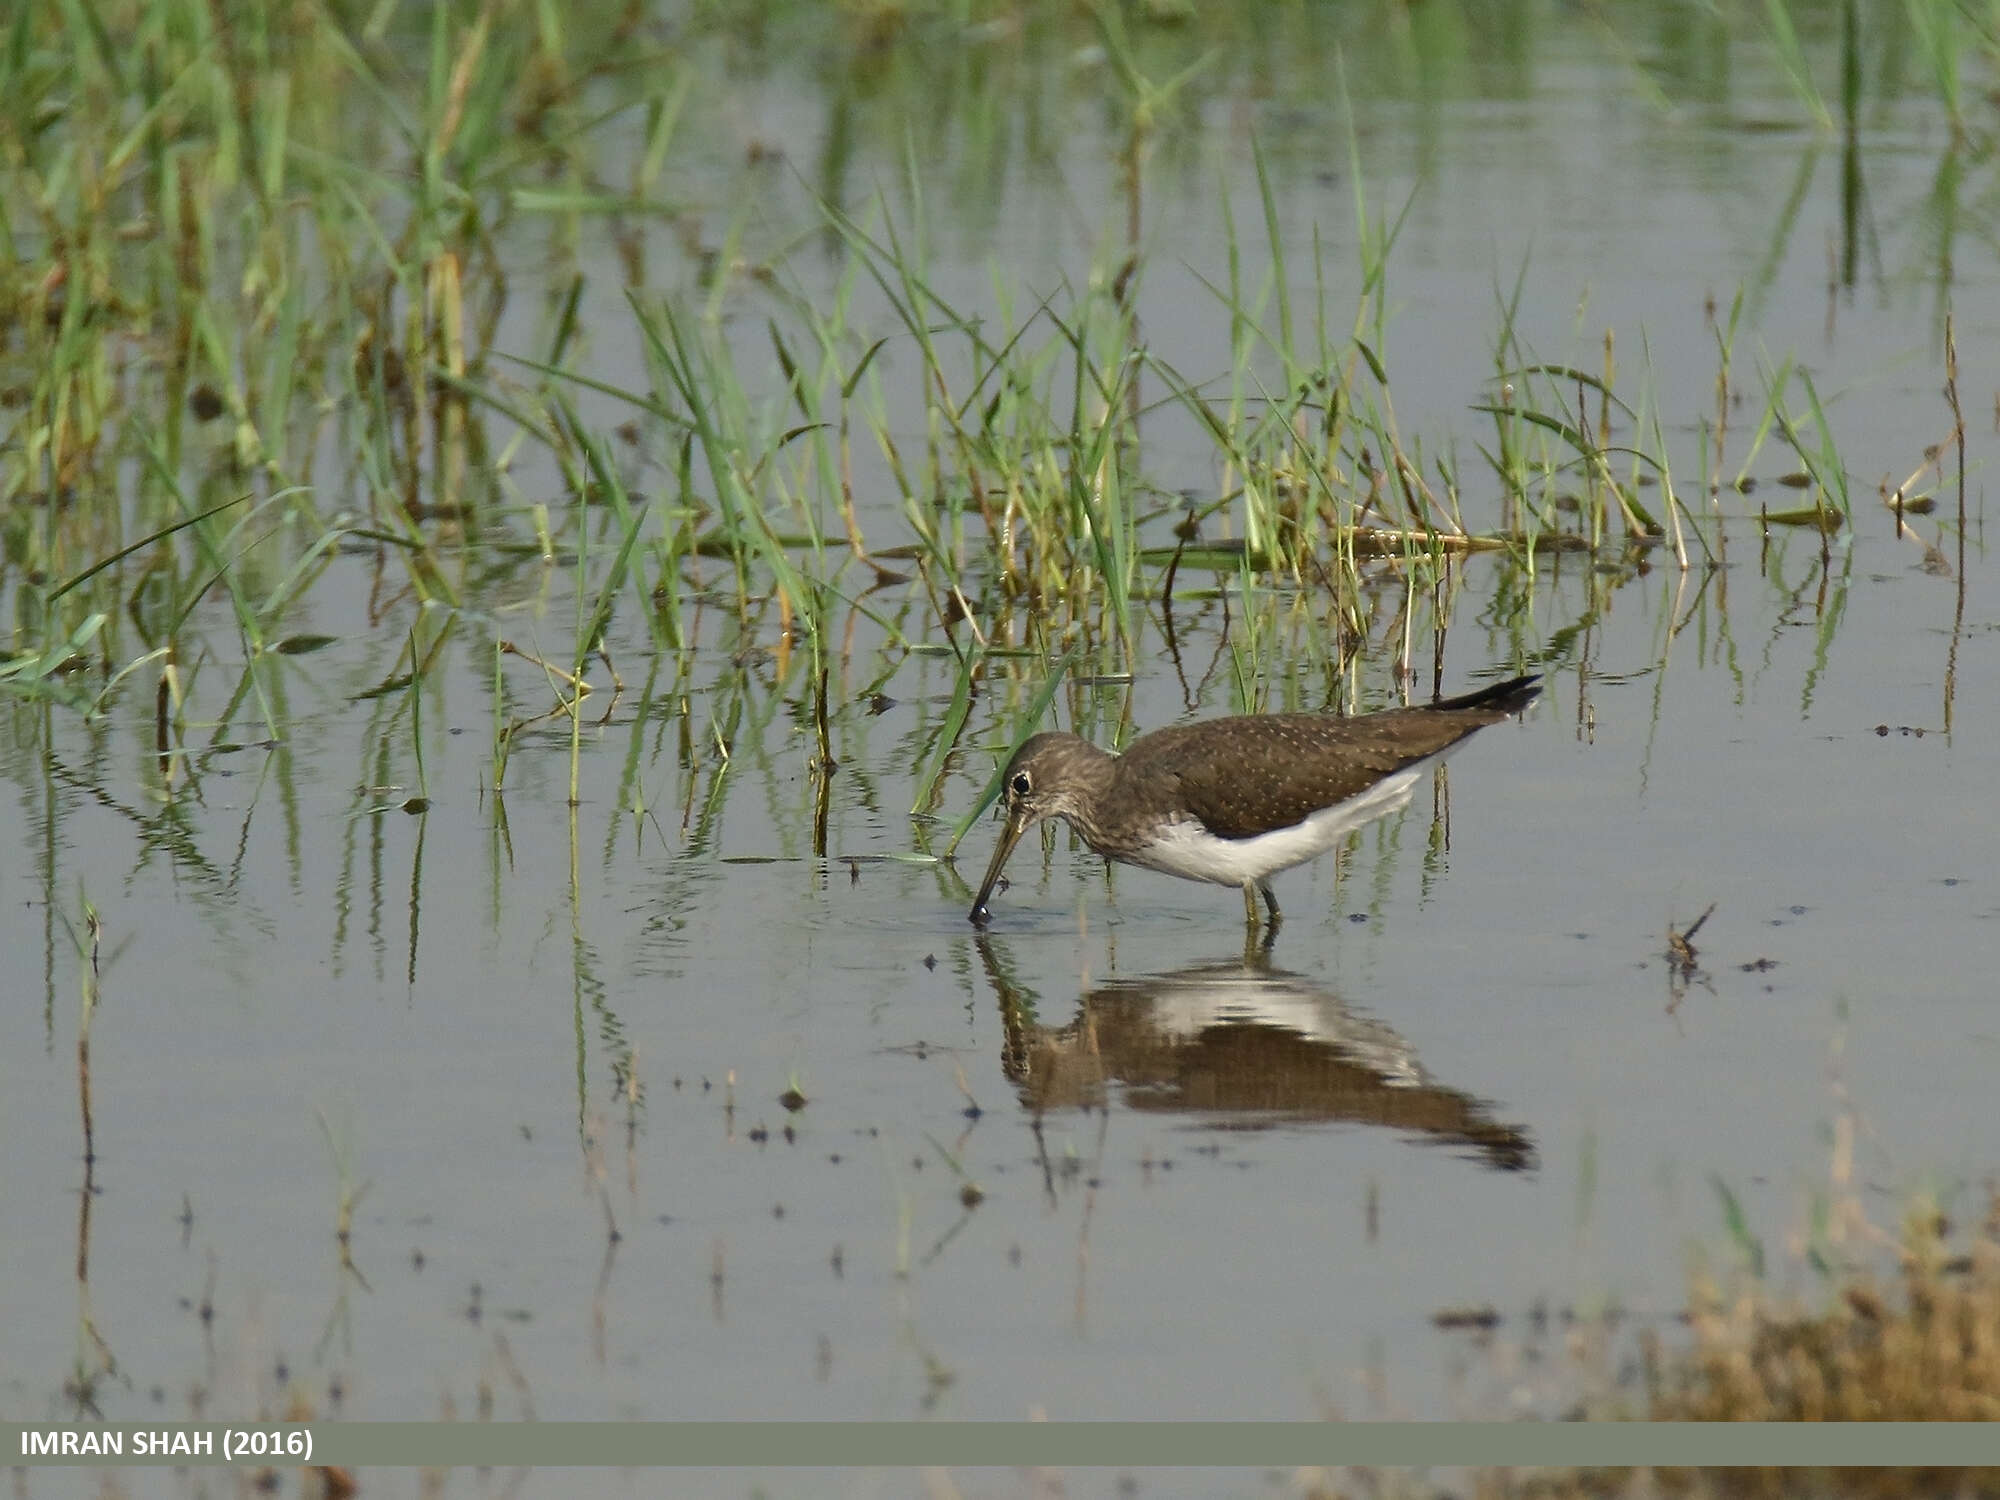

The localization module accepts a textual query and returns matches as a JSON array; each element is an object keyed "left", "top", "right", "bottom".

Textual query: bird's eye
[{"left": 1010, "top": 772, "right": 1032, "bottom": 798}]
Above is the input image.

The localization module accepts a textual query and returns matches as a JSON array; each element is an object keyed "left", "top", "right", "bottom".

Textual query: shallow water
[{"left": 5, "top": 4, "right": 1999, "bottom": 1496}]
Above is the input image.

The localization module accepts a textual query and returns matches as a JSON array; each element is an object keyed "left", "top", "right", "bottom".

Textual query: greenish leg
[{"left": 1244, "top": 881, "right": 1282, "bottom": 929}]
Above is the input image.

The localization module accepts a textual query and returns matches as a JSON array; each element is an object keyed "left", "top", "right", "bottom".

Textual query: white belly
[{"left": 1114, "top": 765, "right": 1425, "bottom": 887}]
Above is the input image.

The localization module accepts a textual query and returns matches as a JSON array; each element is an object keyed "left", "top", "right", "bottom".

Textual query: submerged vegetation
[{"left": 2, "top": 0, "right": 1974, "bottom": 764}]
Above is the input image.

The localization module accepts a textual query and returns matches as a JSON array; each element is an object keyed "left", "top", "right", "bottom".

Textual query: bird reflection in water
[{"left": 974, "top": 937, "right": 1534, "bottom": 1173}]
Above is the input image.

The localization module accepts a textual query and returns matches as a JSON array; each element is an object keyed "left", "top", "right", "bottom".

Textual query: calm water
[{"left": 5, "top": 4, "right": 1997, "bottom": 1497}]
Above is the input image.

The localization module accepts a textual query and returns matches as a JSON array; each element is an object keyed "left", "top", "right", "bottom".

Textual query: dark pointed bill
[{"left": 968, "top": 808, "right": 1030, "bottom": 925}]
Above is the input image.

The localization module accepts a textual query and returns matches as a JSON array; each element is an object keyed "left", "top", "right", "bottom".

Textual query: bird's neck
[{"left": 1053, "top": 740, "right": 1122, "bottom": 839}]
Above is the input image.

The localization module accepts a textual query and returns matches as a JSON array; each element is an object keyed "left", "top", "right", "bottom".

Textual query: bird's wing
[{"left": 1121, "top": 709, "right": 1511, "bottom": 842}]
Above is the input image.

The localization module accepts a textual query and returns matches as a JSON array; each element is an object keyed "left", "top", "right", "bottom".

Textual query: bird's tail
[{"left": 1427, "top": 673, "right": 1543, "bottom": 716}]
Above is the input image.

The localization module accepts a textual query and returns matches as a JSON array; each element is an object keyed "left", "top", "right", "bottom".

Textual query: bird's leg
[
  {"left": 1243, "top": 881, "right": 1282, "bottom": 941},
  {"left": 1242, "top": 924, "right": 1275, "bottom": 967}
]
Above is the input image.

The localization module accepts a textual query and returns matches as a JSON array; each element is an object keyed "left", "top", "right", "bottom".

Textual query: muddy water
[{"left": 5, "top": 7, "right": 1999, "bottom": 1499}]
